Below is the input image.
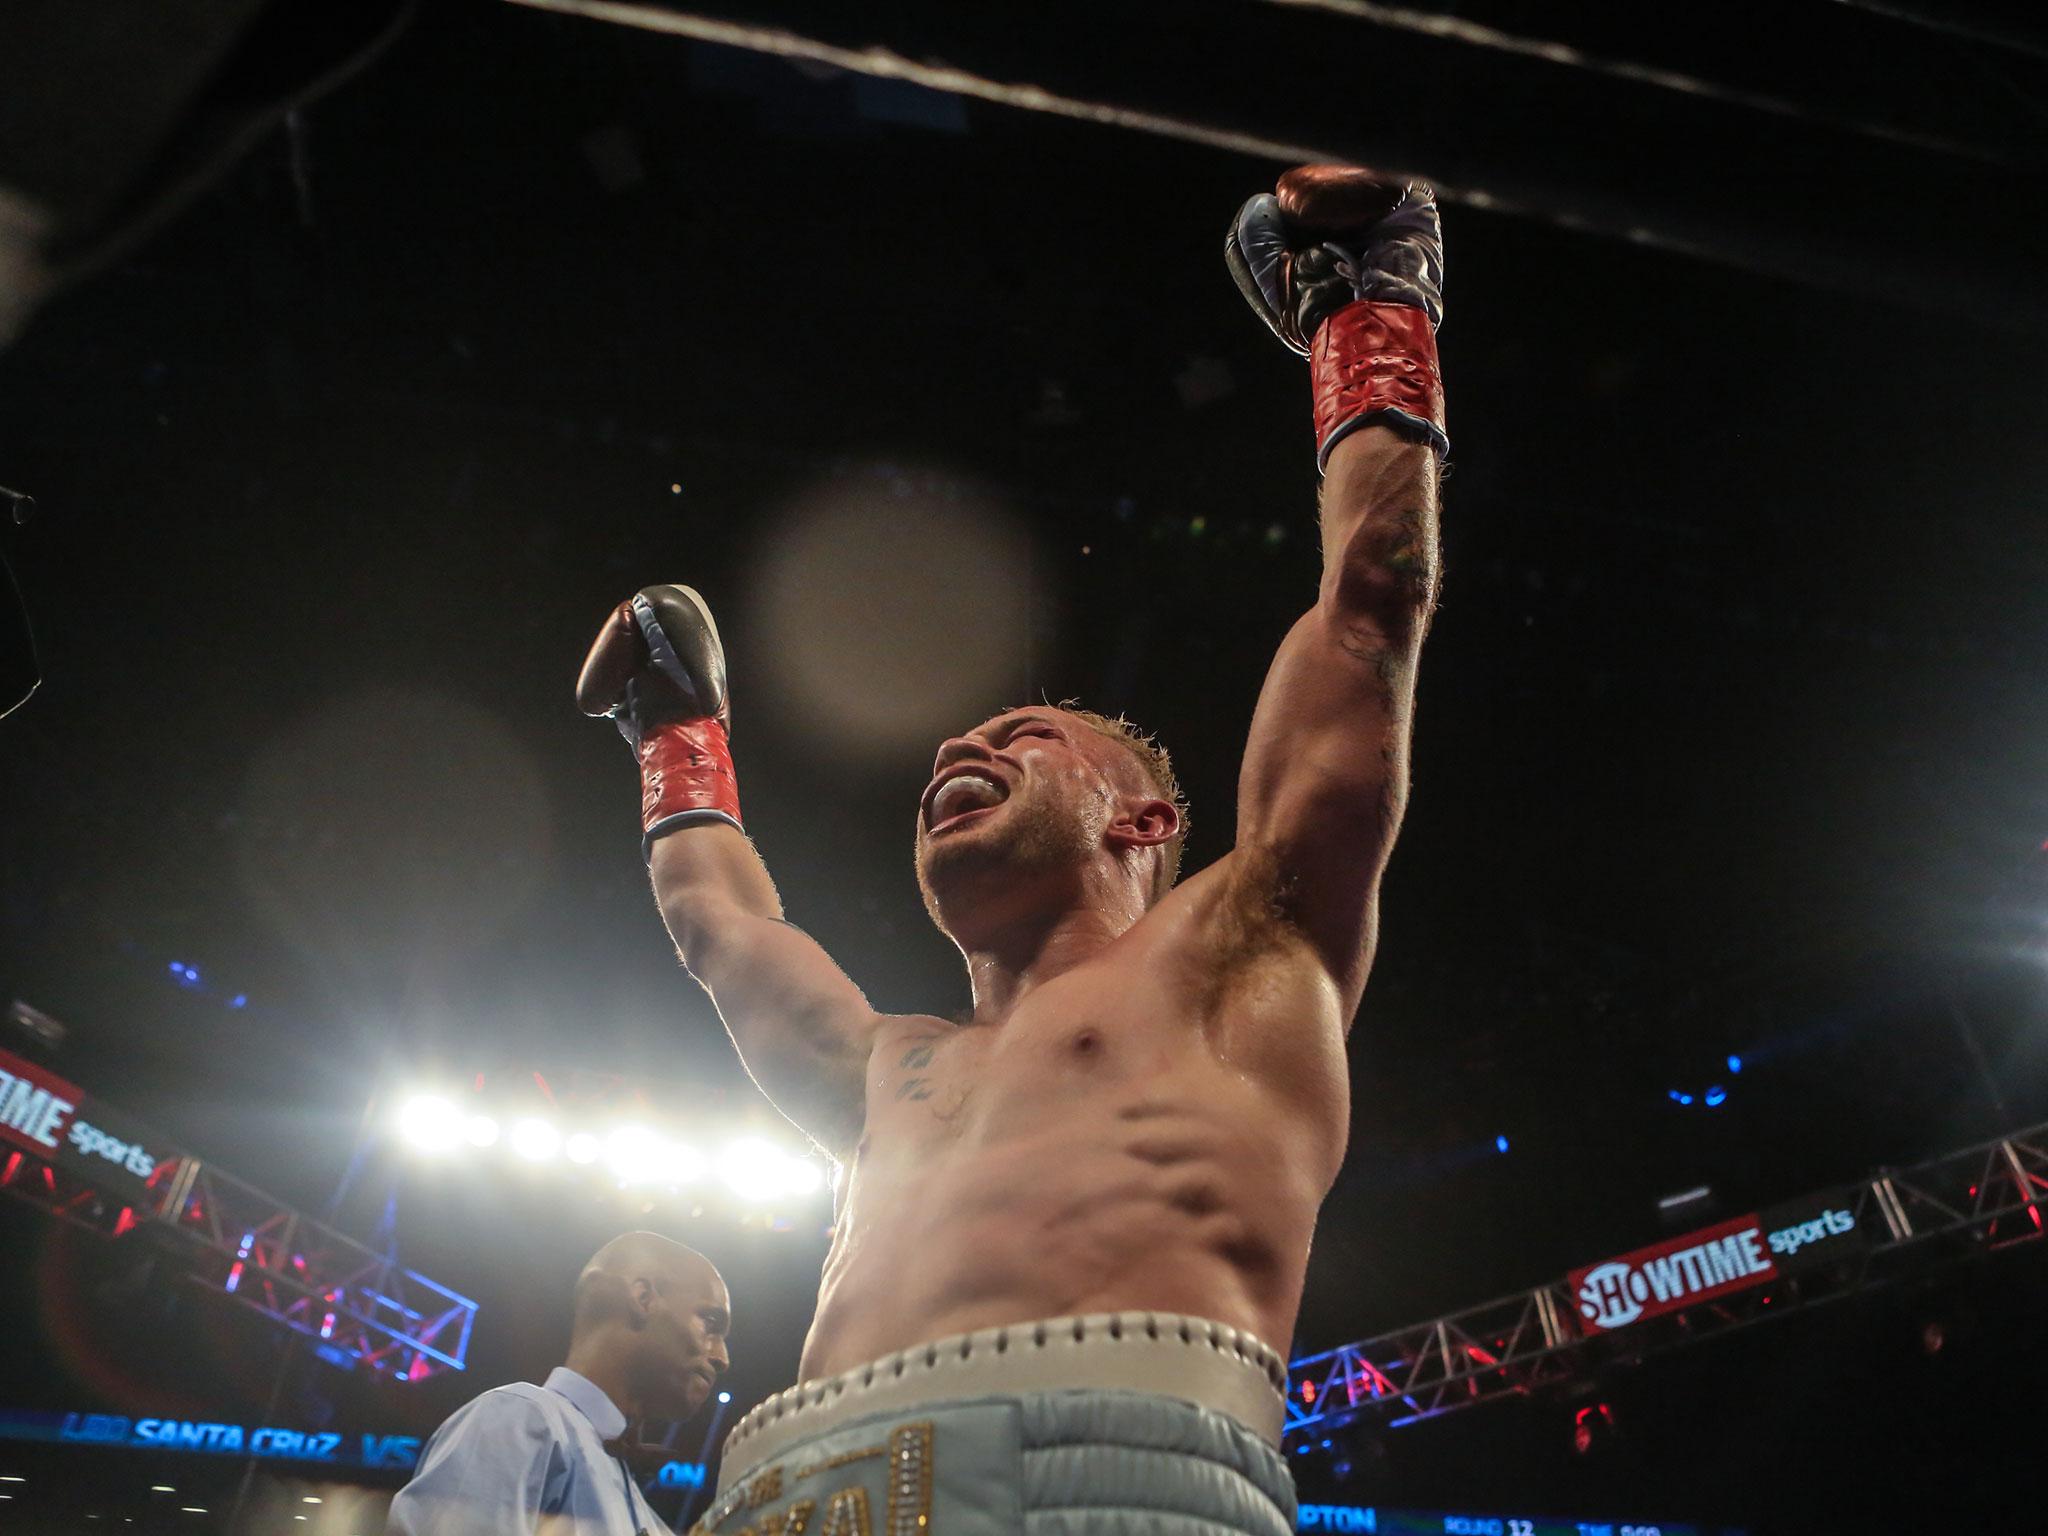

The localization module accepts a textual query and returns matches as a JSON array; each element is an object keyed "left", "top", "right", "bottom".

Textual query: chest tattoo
[{"left": 891, "top": 1041, "right": 938, "bottom": 1101}]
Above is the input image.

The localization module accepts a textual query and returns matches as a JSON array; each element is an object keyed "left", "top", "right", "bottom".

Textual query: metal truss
[
  {"left": 0, "top": 1146, "right": 476, "bottom": 1380},
  {"left": 1287, "top": 1283, "right": 1581, "bottom": 1434},
  {"left": 154, "top": 1157, "right": 478, "bottom": 1380},
  {"left": 0, "top": 1148, "right": 148, "bottom": 1235},
  {"left": 1285, "top": 1121, "right": 2048, "bottom": 1439}
]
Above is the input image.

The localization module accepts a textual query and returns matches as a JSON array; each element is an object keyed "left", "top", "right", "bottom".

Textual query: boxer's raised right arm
[
  {"left": 579, "top": 587, "right": 877, "bottom": 1155},
  {"left": 649, "top": 825, "right": 876, "bottom": 1155}
]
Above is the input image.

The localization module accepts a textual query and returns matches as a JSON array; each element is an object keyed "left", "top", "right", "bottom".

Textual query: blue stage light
[
  {"left": 1668, "top": 1090, "right": 1694, "bottom": 1106},
  {"left": 1726, "top": 1054, "right": 1743, "bottom": 1074},
  {"left": 229, "top": 995, "right": 247, "bottom": 1009},
  {"left": 1495, "top": 1135, "right": 1510, "bottom": 1154},
  {"left": 168, "top": 962, "right": 184, "bottom": 975},
  {"left": 1704, "top": 1085, "right": 1727, "bottom": 1107}
]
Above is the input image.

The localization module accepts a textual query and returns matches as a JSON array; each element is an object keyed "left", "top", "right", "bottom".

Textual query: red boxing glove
[
  {"left": 1226, "top": 170, "right": 1449, "bottom": 468},
  {"left": 1310, "top": 301, "right": 1446, "bottom": 472},
  {"left": 638, "top": 718, "right": 742, "bottom": 843}
]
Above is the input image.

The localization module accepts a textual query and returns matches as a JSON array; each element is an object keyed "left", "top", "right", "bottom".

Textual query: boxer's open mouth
[{"left": 925, "top": 770, "right": 1009, "bottom": 833}]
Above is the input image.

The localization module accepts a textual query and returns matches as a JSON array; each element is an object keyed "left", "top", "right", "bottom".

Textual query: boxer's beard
[{"left": 916, "top": 788, "right": 1097, "bottom": 931}]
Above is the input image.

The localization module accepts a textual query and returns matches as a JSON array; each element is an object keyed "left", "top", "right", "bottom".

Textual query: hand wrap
[
  {"left": 1311, "top": 300, "right": 1447, "bottom": 471},
  {"left": 639, "top": 716, "right": 742, "bottom": 860}
]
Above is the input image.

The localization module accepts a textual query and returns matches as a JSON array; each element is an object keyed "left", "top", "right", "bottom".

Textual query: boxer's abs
[{"left": 797, "top": 1020, "right": 1344, "bottom": 1383}]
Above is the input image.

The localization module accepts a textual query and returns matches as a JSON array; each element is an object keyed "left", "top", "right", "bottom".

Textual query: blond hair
[{"left": 1055, "top": 701, "right": 1189, "bottom": 902}]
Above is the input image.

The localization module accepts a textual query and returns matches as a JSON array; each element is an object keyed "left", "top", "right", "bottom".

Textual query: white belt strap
[{"left": 719, "top": 1311, "right": 1289, "bottom": 1485}]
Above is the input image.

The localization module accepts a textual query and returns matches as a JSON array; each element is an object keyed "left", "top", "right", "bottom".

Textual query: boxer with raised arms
[{"left": 578, "top": 167, "right": 1447, "bottom": 1536}]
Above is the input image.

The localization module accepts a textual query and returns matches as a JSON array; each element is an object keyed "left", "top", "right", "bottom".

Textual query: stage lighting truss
[
  {"left": 1285, "top": 1120, "right": 2048, "bottom": 1442},
  {"left": 0, "top": 1147, "right": 476, "bottom": 1381}
]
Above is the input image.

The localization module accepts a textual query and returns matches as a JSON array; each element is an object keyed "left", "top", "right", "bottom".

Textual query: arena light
[
  {"left": 717, "top": 1137, "right": 788, "bottom": 1203},
  {"left": 397, "top": 1095, "right": 465, "bottom": 1152},
  {"left": 718, "top": 1137, "right": 825, "bottom": 1204},
  {"left": 565, "top": 1131, "right": 600, "bottom": 1165},
  {"left": 509, "top": 1118, "right": 560, "bottom": 1162},
  {"left": 463, "top": 1114, "right": 501, "bottom": 1148},
  {"left": 665, "top": 1141, "right": 710, "bottom": 1186},
  {"left": 606, "top": 1125, "right": 667, "bottom": 1185}
]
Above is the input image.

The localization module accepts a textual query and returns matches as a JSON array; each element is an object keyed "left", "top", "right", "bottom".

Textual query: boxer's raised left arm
[
  {"left": 1220, "top": 170, "right": 1448, "bottom": 1017},
  {"left": 1231, "top": 426, "right": 1439, "bottom": 1016}
]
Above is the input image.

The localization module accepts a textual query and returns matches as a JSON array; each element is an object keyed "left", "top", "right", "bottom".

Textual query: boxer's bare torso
[
  {"left": 645, "top": 421, "right": 1440, "bottom": 1386},
  {"left": 805, "top": 872, "right": 1350, "bottom": 1378}
]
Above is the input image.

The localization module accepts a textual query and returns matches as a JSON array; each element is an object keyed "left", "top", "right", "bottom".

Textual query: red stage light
[{"left": 1570, "top": 1403, "right": 1615, "bottom": 1457}]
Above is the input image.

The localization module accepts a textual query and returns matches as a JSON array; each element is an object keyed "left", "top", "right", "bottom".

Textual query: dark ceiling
[{"left": 3, "top": 0, "right": 2048, "bottom": 1527}]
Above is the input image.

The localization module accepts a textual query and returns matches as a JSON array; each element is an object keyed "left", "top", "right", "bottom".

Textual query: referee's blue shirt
[{"left": 387, "top": 1366, "right": 670, "bottom": 1536}]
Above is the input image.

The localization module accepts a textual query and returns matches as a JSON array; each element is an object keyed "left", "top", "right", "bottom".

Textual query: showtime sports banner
[
  {"left": 1569, "top": 1193, "right": 1865, "bottom": 1334},
  {"left": 0, "top": 1045, "right": 180, "bottom": 1200}
]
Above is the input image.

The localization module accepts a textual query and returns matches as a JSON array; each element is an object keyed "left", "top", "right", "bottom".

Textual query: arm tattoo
[{"left": 1335, "top": 624, "right": 1407, "bottom": 707}]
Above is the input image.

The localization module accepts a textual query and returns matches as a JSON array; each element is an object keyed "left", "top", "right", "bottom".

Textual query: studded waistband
[{"left": 717, "top": 1311, "right": 1289, "bottom": 1489}]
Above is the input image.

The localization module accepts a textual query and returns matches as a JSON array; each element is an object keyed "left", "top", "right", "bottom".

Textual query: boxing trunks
[{"left": 692, "top": 1312, "right": 1295, "bottom": 1536}]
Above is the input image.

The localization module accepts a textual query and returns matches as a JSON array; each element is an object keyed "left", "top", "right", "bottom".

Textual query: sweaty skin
[
  {"left": 807, "top": 902, "right": 1349, "bottom": 1375},
  {"left": 652, "top": 422, "right": 1437, "bottom": 1381}
]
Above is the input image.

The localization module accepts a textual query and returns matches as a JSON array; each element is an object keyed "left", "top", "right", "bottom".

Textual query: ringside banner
[
  {"left": 1569, "top": 1196, "right": 1867, "bottom": 1334},
  {"left": 1570, "top": 1214, "right": 1775, "bottom": 1333},
  {"left": 0, "top": 1407, "right": 708, "bottom": 1488},
  {"left": 0, "top": 1049, "right": 83, "bottom": 1158},
  {"left": 1297, "top": 1510, "right": 1707, "bottom": 1536},
  {"left": 1756, "top": 1189, "right": 1865, "bottom": 1275},
  {"left": 0, "top": 1045, "right": 179, "bottom": 1199}
]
